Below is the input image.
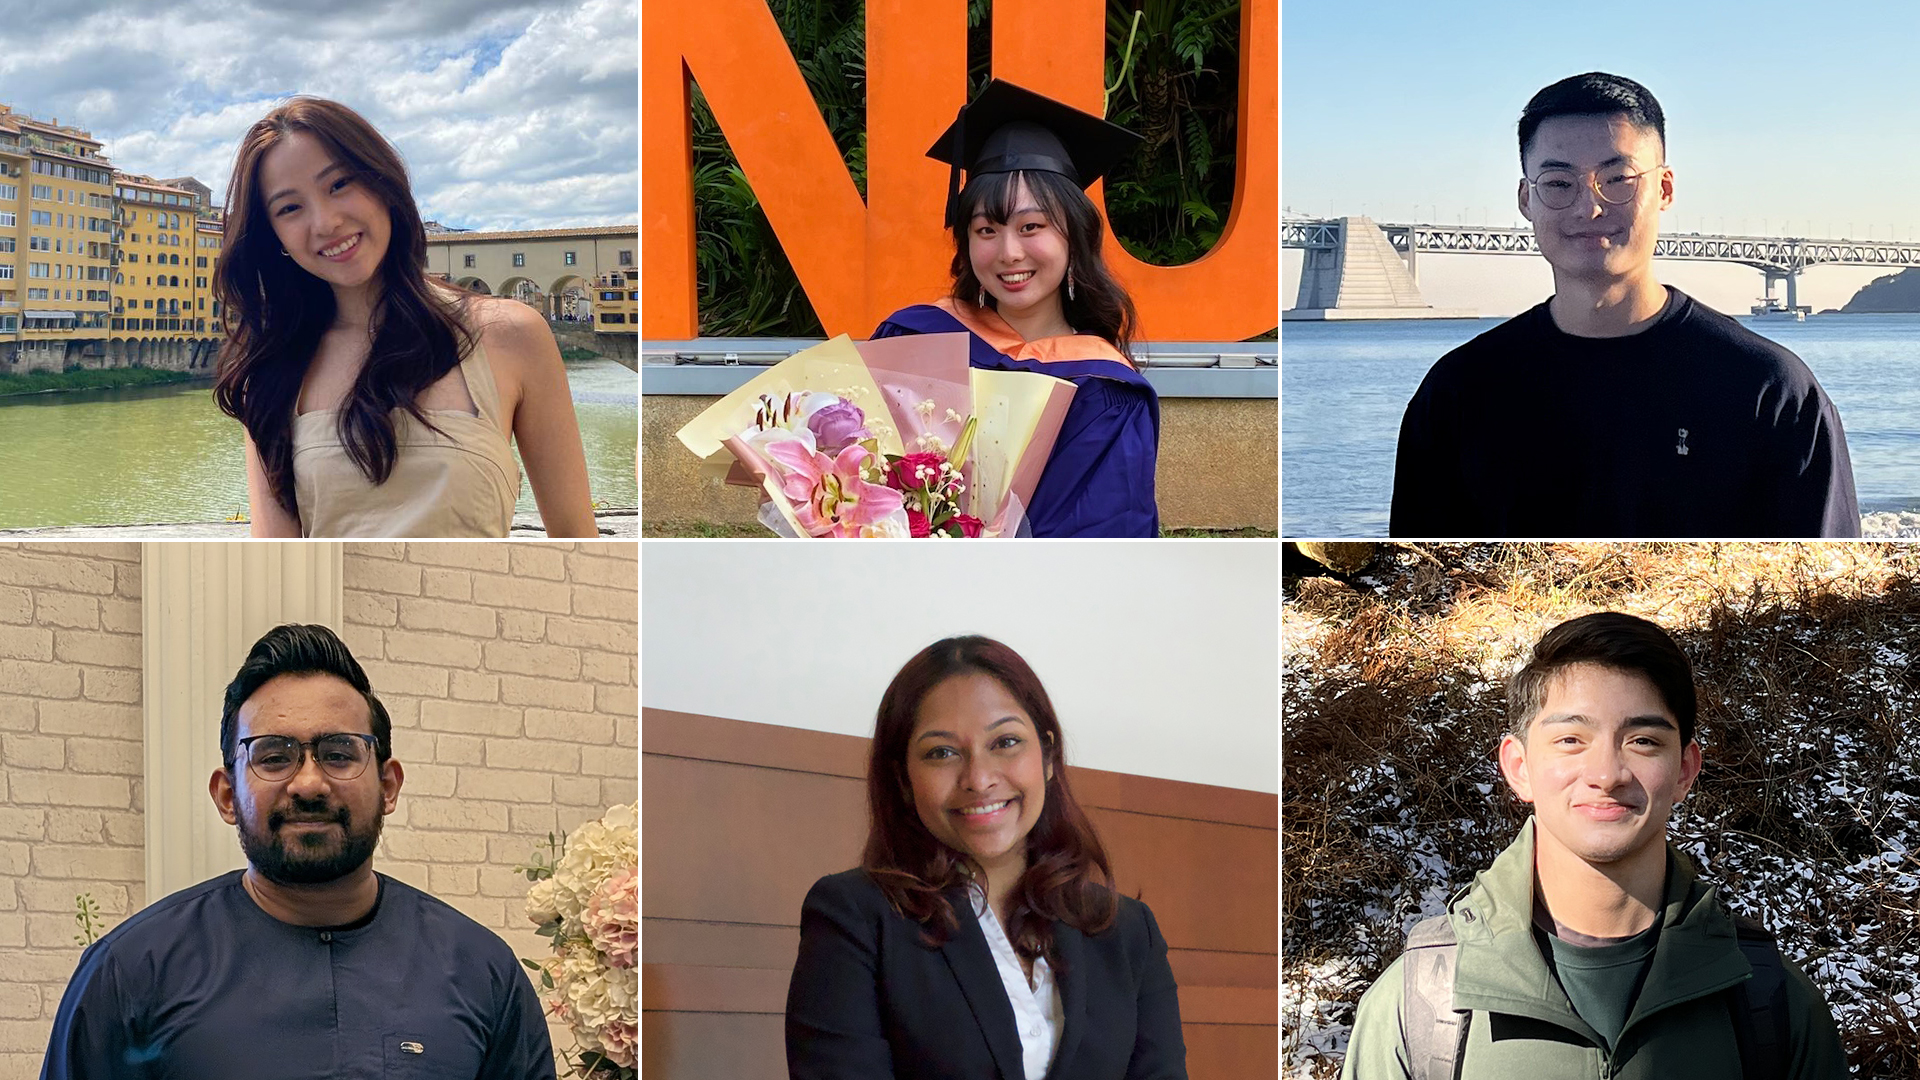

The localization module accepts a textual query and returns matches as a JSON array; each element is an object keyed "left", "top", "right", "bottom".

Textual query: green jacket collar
[{"left": 1449, "top": 818, "right": 1754, "bottom": 1045}]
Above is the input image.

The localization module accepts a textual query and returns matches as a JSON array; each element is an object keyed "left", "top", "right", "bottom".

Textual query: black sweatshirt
[{"left": 1390, "top": 287, "right": 1860, "bottom": 538}]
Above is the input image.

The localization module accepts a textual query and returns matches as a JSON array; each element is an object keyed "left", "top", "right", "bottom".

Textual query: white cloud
[{"left": 0, "top": 0, "right": 635, "bottom": 230}]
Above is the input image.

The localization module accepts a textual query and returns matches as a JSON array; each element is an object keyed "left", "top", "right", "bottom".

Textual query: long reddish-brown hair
[{"left": 863, "top": 635, "right": 1117, "bottom": 966}]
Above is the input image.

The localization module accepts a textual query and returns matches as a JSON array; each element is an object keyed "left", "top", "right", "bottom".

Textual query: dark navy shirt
[
  {"left": 1390, "top": 287, "right": 1860, "bottom": 539},
  {"left": 41, "top": 870, "right": 556, "bottom": 1080}
]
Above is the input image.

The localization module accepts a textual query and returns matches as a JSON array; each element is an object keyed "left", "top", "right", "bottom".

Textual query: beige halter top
[{"left": 290, "top": 344, "right": 521, "bottom": 538}]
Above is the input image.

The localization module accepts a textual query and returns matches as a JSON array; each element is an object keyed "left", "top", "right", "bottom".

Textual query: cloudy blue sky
[{"left": 0, "top": 0, "right": 635, "bottom": 232}]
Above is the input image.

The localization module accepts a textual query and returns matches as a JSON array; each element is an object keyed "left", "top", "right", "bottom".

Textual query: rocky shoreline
[{"left": 1861, "top": 511, "right": 1920, "bottom": 538}]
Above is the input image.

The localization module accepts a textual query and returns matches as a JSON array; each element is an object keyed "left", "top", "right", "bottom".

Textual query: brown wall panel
[
  {"left": 1093, "top": 807, "right": 1279, "bottom": 955},
  {"left": 643, "top": 917, "right": 800, "bottom": 970},
  {"left": 1167, "top": 948, "right": 1278, "bottom": 990},
  {"left": 1178, "top": 986, "right": 1279, "bottom": 1027},
  {"left": 642, "top": 754, "right": 866, "bottom": 925},
  {"left": 645, "top": 707, "right": 868, "bottom": 778},
  {"left": 1073, "top": 769, "right": 1277, "bottom": 830},
  {"left": 1185, "top": 1023, "right": 1281, "bottom": 1079},
  {"left": 645, "top": 963, "right": 789, "bottom": 1014},
  {"left": 644, "top": 1012, "right": 786, "bottom": 1080},
  {"left": 643, "top": 708, "right": 1277, "bottom": 1079}
]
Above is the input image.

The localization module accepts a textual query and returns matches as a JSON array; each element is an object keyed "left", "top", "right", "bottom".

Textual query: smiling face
[
  {"left": 905, "top": 671, "right": 1052, "bottom": 879},
  {"left": 1500, "top": 663, "right": 1701, "bottom": 873},
  {"left": 257, "top": 129, "right": 393, "bottom": 295},
  {"left": 213, "top": 672, "right": 400, "bottom": 886},
  {"left": 1519, "top": 114, "right": 1672, "bottom": 284},
  {"left": 967, "top": 175, "right": 1070, "bottom": 324}
]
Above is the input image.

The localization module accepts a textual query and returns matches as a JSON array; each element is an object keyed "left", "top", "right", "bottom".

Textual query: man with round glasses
[
  {"left": 1390, "top": 71, "right": 1859, "bottom": 539},
  {"left": 40, "top": 623, "right": 556, "bottom": 1079}
]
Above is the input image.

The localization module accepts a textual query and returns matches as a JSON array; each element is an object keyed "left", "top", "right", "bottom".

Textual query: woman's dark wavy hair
[
  {"left": 949, "top": 169, "right": 1140, "bottom": 361},
  {"left": 213, "top": 96, "right": 474, "bottom": 517},
  {"left": 863, "top": 635, "right": 1118, "bottom": 967}
]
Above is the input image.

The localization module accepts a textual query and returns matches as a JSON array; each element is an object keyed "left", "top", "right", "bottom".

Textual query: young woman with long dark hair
[
  {"left": 785, "top": 636, "right": 1187, "bottom": 1079},
  {"left": 214, "top": 97, "right": 597, "bottom": 537},
  {"left": 872, "top": 80, "right": 1159, "bottom": 537}
]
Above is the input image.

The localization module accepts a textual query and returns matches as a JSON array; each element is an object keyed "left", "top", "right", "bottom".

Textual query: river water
[
  {"left": 1283, "top": 313, "right": 1920, "bottom": 536},
  {"left": 0, "top": 359, "right": 637, "bottom": 529}
]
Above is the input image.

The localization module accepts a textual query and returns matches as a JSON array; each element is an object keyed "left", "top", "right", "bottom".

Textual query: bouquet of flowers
[
  {"left": 676, "top": 333, "right": 1076, "bottom": 537},
  {"left": 520, "top": 803, "right": 638, "bottom": 1079}
]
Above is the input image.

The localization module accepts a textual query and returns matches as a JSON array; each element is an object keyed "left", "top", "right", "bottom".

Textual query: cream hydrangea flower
[
  {"left": 550, "top": 804, "right": 638, "bottom": 936},
  {"left": 525, "top": 878, "right": 562, "bottom": 928},
  {"left": 522, "top": 803, "right": 637, "bottom": 1077},
  {"left": 555, "top": 941, "right": 638, "bottom": 1068}
]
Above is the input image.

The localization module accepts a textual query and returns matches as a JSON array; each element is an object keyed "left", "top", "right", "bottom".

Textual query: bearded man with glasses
[
  {"left": 40, "top": 623, "right": 556, "bottom": 1080},
  {"left": 1390, "top": 71, "right": 1859, "bottom": 539}
]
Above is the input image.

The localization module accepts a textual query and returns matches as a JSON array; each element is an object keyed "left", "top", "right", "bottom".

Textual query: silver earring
[
  {"left": 280, "top": 248, "right": 291, "bottom": 257},
  {"left": 1067, "top": 267, "right": 1075, "bottom": 302},
  {"left": 977, "top": 287, "right": 987, "bottom": 307}
]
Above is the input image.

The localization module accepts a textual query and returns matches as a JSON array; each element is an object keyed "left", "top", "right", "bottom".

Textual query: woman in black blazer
[{"left": 786, "top": 636, "right": 1187, "bottom": 1080}]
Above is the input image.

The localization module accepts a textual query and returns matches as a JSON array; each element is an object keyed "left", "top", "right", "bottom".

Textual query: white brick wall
[
  {"left": 0, "top": 541, "right": 638, "bottom": 1079},
  {"left": 342, "top": 541, "right": 637, "bottom": 1062},
  {"left": 0, "top": 543, "right": 143, "bottom": 1079}
]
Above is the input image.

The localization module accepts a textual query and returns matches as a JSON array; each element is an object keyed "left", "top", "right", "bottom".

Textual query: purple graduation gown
[{"left": 872, "top": 300, "right": 1160, "bottom": 537}]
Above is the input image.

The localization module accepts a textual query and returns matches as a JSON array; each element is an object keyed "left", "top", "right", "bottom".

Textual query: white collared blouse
[{"left": 970, "top": 885, "right": 1065, "bottom": 1080}]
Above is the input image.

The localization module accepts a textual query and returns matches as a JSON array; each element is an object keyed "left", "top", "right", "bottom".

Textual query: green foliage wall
[{"left": 690, "top": 0, "right": 1246, "bottom": 338}]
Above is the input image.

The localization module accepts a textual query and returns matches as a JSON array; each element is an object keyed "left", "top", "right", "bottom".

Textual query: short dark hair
[
  {"left": 220, "top": 623, "right": 392, "bottom": 771},
  {"left": 1517, "top": 72, "right": 1666, "bottom": 168},
  {"left": 1506, "top": 612, "right": 1696, "bottom": 745}
]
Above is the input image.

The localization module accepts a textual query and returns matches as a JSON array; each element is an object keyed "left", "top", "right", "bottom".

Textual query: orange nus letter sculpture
[{"left": 643, "top": 0, "right": 1276, "bottom": 342}]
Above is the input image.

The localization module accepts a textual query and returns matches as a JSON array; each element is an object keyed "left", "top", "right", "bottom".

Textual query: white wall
[{"left": 642, "top": 542, "right": 1277, "bottom": 794}]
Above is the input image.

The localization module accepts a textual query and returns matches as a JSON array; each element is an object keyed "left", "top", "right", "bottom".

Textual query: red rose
[
  {"left": 950, "top": 514, "right": 984, "bottom": 538},
  {"left": 906, "top": 509, "right": 931, "bottom": 538},
  {"left": 889, "top": 452, "right": 948, "bottom": 491}
]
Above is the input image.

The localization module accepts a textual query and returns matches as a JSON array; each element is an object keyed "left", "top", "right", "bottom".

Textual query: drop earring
[
  {"left": 977, "top": 286, "right": 987, "bottom": 307},
  {"left": 1067, "top": 266, "right": 1075, "bottom": 302}
]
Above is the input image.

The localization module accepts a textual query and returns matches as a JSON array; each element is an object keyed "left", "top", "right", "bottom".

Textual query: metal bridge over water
[{"left": 1283, "top": 216, "right": 1920, "bottom": 317}]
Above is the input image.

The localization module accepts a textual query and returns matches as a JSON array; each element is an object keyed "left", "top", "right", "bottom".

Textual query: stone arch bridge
[{"left": 426, "top": 225, "right": 637, "bottom": 319}]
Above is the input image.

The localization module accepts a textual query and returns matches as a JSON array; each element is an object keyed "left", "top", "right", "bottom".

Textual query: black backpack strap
[
  {"left": 1727, "top": 914, "right": 1790, "bottom": 1080},
  {"left": 1400, "top": 914, "right": 1468, "bottom": 1080}
]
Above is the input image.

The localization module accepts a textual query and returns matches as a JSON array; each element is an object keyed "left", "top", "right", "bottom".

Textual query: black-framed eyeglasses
[
  {"left": 1525, "top": 164, "right": 1664, "bottom": 211},
  {"left": 237, "top": 733, "right": 380, "bottom": 783}
]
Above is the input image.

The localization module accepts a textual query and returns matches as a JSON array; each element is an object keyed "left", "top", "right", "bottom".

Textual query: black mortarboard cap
[{"left": 927, "top": 78, "right": 1143, "bottom": 228}]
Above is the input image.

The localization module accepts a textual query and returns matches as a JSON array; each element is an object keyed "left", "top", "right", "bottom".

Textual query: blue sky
[
  {"left": 1285, "top": 0, "right": 1920, "bottom": 238},
  {"left": 0, "top": 0, "right": 635, "bottom": 232},
  {"left": 1284, "top": 0, "right": 1920, "bottom": 314}
]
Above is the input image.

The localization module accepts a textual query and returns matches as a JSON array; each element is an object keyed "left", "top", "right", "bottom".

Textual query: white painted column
[{"left": 141, "top": 543, "right": 343, "bottom": 904}]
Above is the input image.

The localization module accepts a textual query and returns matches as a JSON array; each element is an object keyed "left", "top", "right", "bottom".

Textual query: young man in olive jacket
[{"left": 1341, "top": 612, "right": 1847, "bottom": 1079}]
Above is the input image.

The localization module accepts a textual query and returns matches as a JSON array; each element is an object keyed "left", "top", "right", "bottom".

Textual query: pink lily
[{"left": 763, "top": 440, "right": 908, "bottom": 537}]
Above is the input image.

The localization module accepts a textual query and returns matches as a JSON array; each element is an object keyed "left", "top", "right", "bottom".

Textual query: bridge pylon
[
  {"left": 1762, "top": 268, "right": 1807, "bottom": 315},
  {"left": 1283, "top": 216, "right": 1477, "bottom": 321}
]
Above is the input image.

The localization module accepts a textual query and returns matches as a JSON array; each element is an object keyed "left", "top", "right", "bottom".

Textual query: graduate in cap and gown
[{"left": 872, "top": 80, "right": 1160, "bottom": 538}]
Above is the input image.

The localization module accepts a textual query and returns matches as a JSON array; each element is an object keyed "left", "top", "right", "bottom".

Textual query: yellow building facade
[
  {"left": 192, "top": 213, "right": 223, "bottom": 337},
  {"left": 592, "top": 270, "right": 638, "bottom": 333},
  {"left": 112, "top": 175, "right": 199, "bottom": 338},
  {"left": 0, "top": 106, "right": 115, "bottom": 372}
]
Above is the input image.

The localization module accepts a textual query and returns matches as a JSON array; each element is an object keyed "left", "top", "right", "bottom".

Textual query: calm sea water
[
  {"left": 0, "top": 359, "right": 637, "bottom": 529},
  {"left": 1282, "top": 313, "right": 1920, "bottom": 536}
]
